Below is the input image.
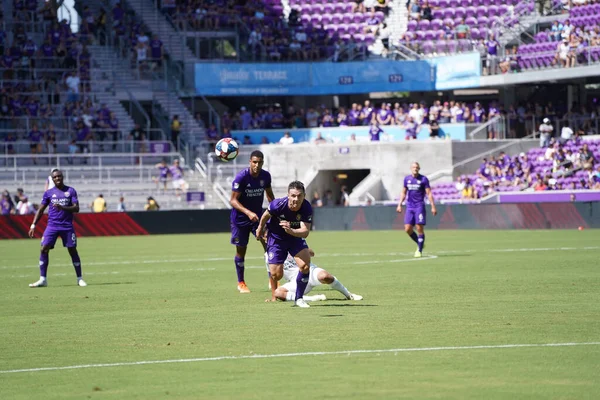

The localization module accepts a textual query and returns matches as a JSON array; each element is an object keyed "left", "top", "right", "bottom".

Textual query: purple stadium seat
[
  {"left": 353, "top": 13, "right": 364, "bottom": 24},
  {"left": 424, "top": 30, "right": 436, "bottom": 40},
  {"left": 455, "top": 7, "right": 466, "bottom": 19},
  {"left": 443, "top": 9, "right": 455, "bottom": 19},
  {"left": 322, "top": 14, "right": 332, "bottom": 24},
  {"left": 407, "top": 20, "right": 418, "bottom": 31},
  {"left": 419, "top": 19, "right": 431, "bottom": 30},
  {"left": 422, "top": 40, "right": 435, "bottom": 55},
  {"left": 323, "top": 4, "right": 334, "bottom": 14},
  {"left": 433, "top": 9, "right": 444, "bottom": 19},
  {"left": 465, "top": 16, "right": 477, "bottom": 26},
  {"left": 478, "top": 16, "right": 489, "bottom": 27},
  {"left": 465, "top": 6, "right": 476, "bottom": 18},
  {"left": 431, "top": 19, "right": 443, "bottom": 30},
  {"left": 488, "top": 5, "right": 499, "bottom": 17},
  {"left": 332, "top": 13, "right": 342, "bottom": 24},
  {"left": 453, "top": 17, "right": 463, "bottom": 26},
  {"left": 342, "top": 13, "right": 353, "bottom": 24},
  {"left": 436, "top": 40, "right": 448, "bottom": 54},
  {"left": 475, "top": 6, "right": 486, "bottom": 18},
  {"left": 447, "top": 39, "right": 458, "bottom": 52},
  {"left": 439, "top": 0, "right": 449, "bottom": 7},
  {"left": 449, "top": 0, "right": 460, "bottom": 7},
  {"left": 470, "top": 27, "right": 480, "bottom": 39},
  {"left": 498, "top": 5, "right": 509, "bottom": 15}
]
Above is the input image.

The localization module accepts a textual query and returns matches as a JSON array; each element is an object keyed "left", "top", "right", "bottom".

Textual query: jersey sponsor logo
[
  {"left": 260, "top": 180, "right": 265, "bottom": 187},
  {"left": 52, "top": 194, "right": 57, "bottom": 198},
  {"left": 296, "top": 214, "right": 301, "bottom": 221}
]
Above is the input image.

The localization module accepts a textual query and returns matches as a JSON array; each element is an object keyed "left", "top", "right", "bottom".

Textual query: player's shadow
[
  {"left": 434, "top": 253, "right": 472, "bottom": 258},
  {"left": 56, "top": 282, "right": 135, "bottom": 287}
]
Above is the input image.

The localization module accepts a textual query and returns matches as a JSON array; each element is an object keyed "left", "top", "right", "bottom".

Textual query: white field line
[
  {"left": 5, "top": 257, "right": 435, "bottom": 279},
  {"left": 1, "top": 342, "right": 599, "bottom": 375},
  {"left": 1, "top": 246, "right": 598, "bottom": 271}
]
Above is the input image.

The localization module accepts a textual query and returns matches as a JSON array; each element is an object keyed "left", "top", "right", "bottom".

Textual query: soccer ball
[{"left": 215, "top": 138, "right": 239, "bottom": 162}]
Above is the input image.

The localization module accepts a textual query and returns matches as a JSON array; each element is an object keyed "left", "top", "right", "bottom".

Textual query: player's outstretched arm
[
  {"left": 256, "top": 209, "right": 271, "bottom": 240},
  {"left": 396, "top": 187, "right": 407, "bottom": 213},
  {"left": 425, "top": 188, "right": 437, "bottom": 216},
  {"left": 28, "top": 203, "right": 48, "bottom": 238}
]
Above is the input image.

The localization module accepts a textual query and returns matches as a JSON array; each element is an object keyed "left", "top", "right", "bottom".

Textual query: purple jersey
[
  {"left": 349, "top": 110, "right": 360, "bottom": 126},
  {"left": 472, "top": 107, "right": 485, "bottom": 122},
  {"left": 158, "top": 165, "right": 169, "bottom": 178},
  {"left": 169, "top": 165, "right": 183, "bottom": 179},
  {"left": 231, "top": 168, "right": 272, "bottom": 226},
  {"left": 267, "top": 197, "right": 313, "bottom": 242},
  {"left": 403, "top": 174, "right": 430, "bottom": 209},
  {"left": 369, "top": 124, "right": 382, "bottom": 141},
  {"left": 41, "top": 186, "right": 78, "bottom": 229},
  {"left": 1, "top": 198, "right": 11, "bottom": 215}
]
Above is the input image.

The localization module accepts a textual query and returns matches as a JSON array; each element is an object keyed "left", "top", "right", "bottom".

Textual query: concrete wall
[{"left": 258, "top": 141, "right": 454, "bottom": 200}]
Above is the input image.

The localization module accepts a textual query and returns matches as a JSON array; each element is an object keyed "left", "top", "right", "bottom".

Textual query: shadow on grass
[{"left": 55, "top": 282, "right": 135, "bottom": 287}]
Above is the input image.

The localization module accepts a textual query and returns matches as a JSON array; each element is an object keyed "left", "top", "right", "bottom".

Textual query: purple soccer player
[
  {"left": 396, "top": 162, "right": 437, "bottom": 258},
  {"left": 28, "top": 169, "right": 87, "bottom": 287},
  {"left": 256, "top": 181, "right": 313, "bottom": 308},
  {"left": 229, "top": 150, "right": 275, "bottom": 294}
]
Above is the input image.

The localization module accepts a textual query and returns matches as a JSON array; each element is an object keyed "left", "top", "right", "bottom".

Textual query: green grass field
[{"left": 1, "top": 230, "right": 599, "bottom": 399}]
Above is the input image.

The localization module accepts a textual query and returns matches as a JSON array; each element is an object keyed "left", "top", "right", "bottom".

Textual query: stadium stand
[{"left": 431, "top": 136, "right": 600, "bottom": 202}]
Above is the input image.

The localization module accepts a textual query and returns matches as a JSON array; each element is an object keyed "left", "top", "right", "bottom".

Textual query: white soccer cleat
[
  {"left": 29, "top": 278, "right": 47, "bottom": 288},
  {"left": 77, "top": 279, "right": 87, "bottom": 287},
  {"left": 347, "top": 293, "right": 363, "bottom": 301},
  {"left": 294, "top": 298, "right": 310, "bottom": 308},
  {"left": 414, "top": 250, "right": 422, "bottom": 258},
  {"left": 304, "top": 294, "right": 327, "bottom": 302}
]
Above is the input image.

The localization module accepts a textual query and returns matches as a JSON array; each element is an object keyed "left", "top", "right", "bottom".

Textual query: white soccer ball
[{"left": 215, "top": 138, "right": 239, "bottom": 162}]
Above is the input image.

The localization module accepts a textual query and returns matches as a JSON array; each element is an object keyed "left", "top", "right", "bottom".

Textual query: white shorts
[
  {"left": 172, "top": 178, "right": 185, "bottom": 189},
  {"left": 282, "top": 265, "right": 324, "bottom": 296}
]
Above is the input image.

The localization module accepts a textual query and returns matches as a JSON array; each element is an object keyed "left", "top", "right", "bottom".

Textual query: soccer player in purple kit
[
  {"left": 230, "top": 150, "right": 275, "bottom": 293},
  {"left": 27, "top": 169, "right": 87, "bottom": 287},
  {"left": 256, "top": 181, "right": 313, "bottom": 308},
  {"left": 396, "top": 162, "right": 437, "bottom": 258}
]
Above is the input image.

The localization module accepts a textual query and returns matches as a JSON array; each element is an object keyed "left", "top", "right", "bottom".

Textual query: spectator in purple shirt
[
  {"left": 337, "top": 107, "right": 349, "bottom": 127},
  {"left": 369, "top": 117, "right": 383, "bottom": 141},
  {"left": 376, "top": 103, "right": 393, "bottom": 125},
  {"left": 405, "top": 117, "right": 418, "bottom": 140},
  {"left": 206, "top": 124, "right": 219, "bottom": 145},
  {"left": 472, "top": 102, "right": 486, "bottom": 123},
  {"left": 348, "top": 103, "right": 360, "bottom": 126},
  {"left": 29, "top": 124, "right": 43, "bottom": 163},
  {"left": 45, "top": 124, "right": 57, "bottom": 155},
  {"left": 321, "top": 109, "right": 334, "bottom": 127}
]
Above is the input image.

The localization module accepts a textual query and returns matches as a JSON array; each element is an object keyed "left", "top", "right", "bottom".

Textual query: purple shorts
[
  {"left": 404, "top": 207, "right": 426, "bottom": 226},
  {"left": 41, "top": 227, "right": 77, "bottom": 248},
  {"left": 266, "top": 236, "right": 309, "bottom": 264},
  {"left": 230, "top": 222, "right": 259, "bottom": 247}
]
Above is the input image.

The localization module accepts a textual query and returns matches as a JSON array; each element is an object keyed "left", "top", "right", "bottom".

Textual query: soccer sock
[
  {"left": 418, "top": 234, "right": 425, "bottom": 252},
  {"left": 285, "top": 292, "right": 296, "bottom": 301},
  {"left": 39, "top": 252, "right": 49, "bottom": 278},
  {"left": 264, "top": 252, "right": 270, "bottom": 274},
  {"left": 234, "top": 256, "right": 245, "bottom": 283},
  {"left": 295, "top": 271, "right": 310, "bottom": 300},
  {"left": 330, "top": 277, "right": 351, "bottom": 299},
  {"left": 409, "top": 232, "right": 419, "bottom": 244},
  {"left": 71, "top": 253, "right": 82, "bottom": 278}
]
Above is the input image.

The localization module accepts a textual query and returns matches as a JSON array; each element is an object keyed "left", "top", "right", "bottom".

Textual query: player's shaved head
[{"left": 250, "top": 150, "right": 264, "bottom": 160}]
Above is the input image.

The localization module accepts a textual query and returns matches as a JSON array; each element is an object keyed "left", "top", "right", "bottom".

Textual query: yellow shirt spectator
[{"left": 92, "top": 195, "right": 107, "bottom": 213}]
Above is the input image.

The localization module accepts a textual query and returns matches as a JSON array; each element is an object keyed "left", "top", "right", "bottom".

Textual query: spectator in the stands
[
  {"left": 539, "top": 118, "right": 554, "bottom": 147},
  {"left": 279, "top": 131, "right": 294, "bottom": 145}
]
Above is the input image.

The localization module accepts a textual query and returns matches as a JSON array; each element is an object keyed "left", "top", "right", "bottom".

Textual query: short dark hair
[
  {"left": 288, "top": 180, "right": 305, "bottom": 194},
  {"left": 250, "top": 150, "right": 264, "bottom": 160}
]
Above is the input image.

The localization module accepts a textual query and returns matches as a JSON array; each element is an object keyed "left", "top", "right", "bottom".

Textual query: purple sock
[
  {"left": 234, "top": 256, "right": 245, "bottom": 283},
  {"left": 71, "top": 253, "right": 82, "bottom": 278},
  {"left": 418, "top": 234, "right": 425, "bottom": 252},
  {"left": 295, "top": 271, "right": 310, "bottom": 300},
  {"left": 409, "top": 232, "right": 418, "bottom": 244},
  {"left": 39, "top": 252, "right": 49, "bottom": 277}
]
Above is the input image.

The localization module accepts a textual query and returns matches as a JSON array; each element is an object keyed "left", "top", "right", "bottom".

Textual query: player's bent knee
[{"left": 318, "top": 271, "right": 334, "bottom": 284}]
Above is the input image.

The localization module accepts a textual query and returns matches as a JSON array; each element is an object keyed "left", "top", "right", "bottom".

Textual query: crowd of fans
[{"left": 433, "top": 131, "right": 600, "bottom": 201}]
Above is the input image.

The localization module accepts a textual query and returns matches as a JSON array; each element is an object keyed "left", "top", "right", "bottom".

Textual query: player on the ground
[
  {"left": 273, "top": 248, "right": 363, "bottom": 303},
  {"left": 230, "top": 150, "right": 275, "bottom": 293},
  {"left": 256, "top": 180, "right": 313, "bottom": 308},
  {"left": 28, "top": 169, "right": 87, "bottom": 287},
  {"left": 396, "top": 162, "right": 437, "bottom": 258}
]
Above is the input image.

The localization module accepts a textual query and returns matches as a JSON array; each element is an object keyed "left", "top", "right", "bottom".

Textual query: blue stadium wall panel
[{"left": 1, "top": 203, "right": 597, "bottom": 239}]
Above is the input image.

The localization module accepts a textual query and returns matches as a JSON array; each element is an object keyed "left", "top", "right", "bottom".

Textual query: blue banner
[
  {"left": 195, "top": 60, "right": 435, "bottom": 96},
  {"left": 428, "top": 53, "right": 481, "bottom": 90}
]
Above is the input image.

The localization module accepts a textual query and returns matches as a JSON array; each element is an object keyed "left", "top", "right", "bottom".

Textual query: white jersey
[{"left": 282, "top": 255, "right": 324, "bottom": 296}]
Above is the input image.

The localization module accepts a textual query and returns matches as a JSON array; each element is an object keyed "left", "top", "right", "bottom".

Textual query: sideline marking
[{"left": 2, "top": 342, "right": 598, "bottom": 375}]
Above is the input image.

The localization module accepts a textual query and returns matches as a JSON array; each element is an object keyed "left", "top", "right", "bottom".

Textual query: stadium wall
[{"left": 1, "top": 204, "right": 598, "bottom": 240}]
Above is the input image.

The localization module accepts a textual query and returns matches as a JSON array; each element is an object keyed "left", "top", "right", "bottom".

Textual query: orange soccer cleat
[{"left": 237, "top": 281, "right": 251, "bottom": 293}]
